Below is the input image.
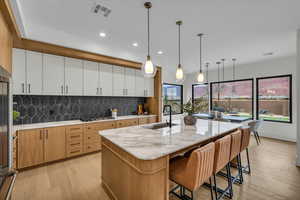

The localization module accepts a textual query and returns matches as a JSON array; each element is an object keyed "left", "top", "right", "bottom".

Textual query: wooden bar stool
[
  {"left": 169, "top": 142, "right": 215, "bottom": 200},
  {"left": 240, "top": 126, "right": 251, "bottom": 174},
  {"left": 212, "top": 135, "right": 233, "bottom": 200},
  {"left": 219, "top": 130, "right": 244, "bottom": 185}
]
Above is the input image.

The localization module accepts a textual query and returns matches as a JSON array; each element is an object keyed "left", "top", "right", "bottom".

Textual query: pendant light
[
  {"left": 175, "top": 21, "right": 184, "bottom": 82},
  {"left": 232, "top": 58, "right": 237, "bottom": 94},
  {"left": 196, "top": 33, "right": 204, "bottom": 83},
  {"left": 142, "top": 2, "right": 157, "bottom": 78},
  {"left": 205, "top": 62, "right": 209, "bottom": 83},
  {"left": 221, "top": 58, "right": 225, "bottom": 81},
  {"left": 216, "top": 61, "right": 221, "bottom": 101}
]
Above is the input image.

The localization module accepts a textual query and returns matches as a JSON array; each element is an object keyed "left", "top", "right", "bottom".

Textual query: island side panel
[{"left": 101, "top": 138, "right": 169, "bottom": 200}]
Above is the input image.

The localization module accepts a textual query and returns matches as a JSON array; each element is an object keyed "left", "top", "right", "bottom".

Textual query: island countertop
[{"left": 99, "top": 119, "right": 242, "bottom": 160}]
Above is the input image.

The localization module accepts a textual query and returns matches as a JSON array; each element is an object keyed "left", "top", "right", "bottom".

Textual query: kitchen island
[{"left": 100, "top": 119, "right": 242, "bottom": 200}]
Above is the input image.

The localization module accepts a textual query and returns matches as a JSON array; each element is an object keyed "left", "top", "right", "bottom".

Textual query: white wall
[
  {"left": 296, "top": 30, "right": 300, "bottom": 166},
  {"left": 184, "top": 56, "right": 297, "bottom": 142}
]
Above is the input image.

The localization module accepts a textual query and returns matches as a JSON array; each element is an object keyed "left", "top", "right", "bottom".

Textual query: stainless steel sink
[{"left": 144, "top": 122, "right": 178, "bottom": 130}]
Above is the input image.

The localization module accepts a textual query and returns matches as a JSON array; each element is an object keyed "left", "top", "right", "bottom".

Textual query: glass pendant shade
[
  {"left": 197, "top": 71, "right": 204, "bottom": 83},
  {"left": 175, "top": 65, "right": 185, "bottom": 82},
  {"left": 142, "top": 55, "right": 156, "bottom": 78}
]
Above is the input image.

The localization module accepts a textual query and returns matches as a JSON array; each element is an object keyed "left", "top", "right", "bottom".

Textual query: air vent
[{"left": 92, "top": 3, "right": 111, "bottom": 17}]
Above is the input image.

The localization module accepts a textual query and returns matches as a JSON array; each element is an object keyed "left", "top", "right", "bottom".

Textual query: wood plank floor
[{"left": 12, "top": 137, "right": 300, "bottom": 200}]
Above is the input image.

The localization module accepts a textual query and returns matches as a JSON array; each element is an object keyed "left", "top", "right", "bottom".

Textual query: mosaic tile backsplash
[{"left": 13, "top": 95, "right": 146, "bottom": 125}]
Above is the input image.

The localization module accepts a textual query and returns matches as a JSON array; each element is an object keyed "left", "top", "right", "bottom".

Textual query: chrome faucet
[{"left": 163, "top": 105, "right": 172, "bottom": 128}]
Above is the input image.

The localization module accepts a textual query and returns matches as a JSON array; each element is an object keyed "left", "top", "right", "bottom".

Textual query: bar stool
[
  {"left": 212, "top": 135, "right": 233, "bottom": 200},
  {"left": 169, "top": 142, "right": 215, "bottom": 200},
  {"left": 240, "top": 126, "right": 251, "bottom": 174}
]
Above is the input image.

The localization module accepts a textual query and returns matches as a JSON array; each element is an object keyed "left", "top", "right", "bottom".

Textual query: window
[
  {"left": 163, "top": 83, "right": 183, "bottom": 114},
  {"left": 192, "top": 84, "right": 209, "bottom": 113},
  {"left": 256, "top": 75, "right": 292, "bottom": 123},
  {"left": 210, "top": 79, "right": 254, "bottom": 118}
]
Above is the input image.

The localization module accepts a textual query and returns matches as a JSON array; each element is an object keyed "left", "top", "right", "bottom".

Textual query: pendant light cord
[
  {"left": 147, "top": 8, "right": 150, "bottom": 57},
  {"left": 199, "top": 35, "right": 202, "bottom": 73},
  {"left": 233, "top": 58, "right": 236, "bottom": 80},
  {"left": 222, "top": 59, "right": 225, "bottom": 81},
  {"left": 178, "top": 23, "right": 181, "bottom": 65}
]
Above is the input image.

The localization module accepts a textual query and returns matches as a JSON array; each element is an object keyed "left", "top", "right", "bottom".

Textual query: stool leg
[
  {"left": 256, "top": 131, "right": 261, "bottom": 144},
  {"left": 254, "top": 132, "right": 260, "bottom": 145},
  {"left": 209, "top": 177, "right": 214, "bottom": 200},
  {"left": 226, "top": 163, "right": 233, "bottom": 199},
  {"left": 246, "top": 148, "right": 251, "bottom": 174},
  {"left": 237, "top": 154, "right": 244, "bottom": 184},
  {"left": 213, "top": 174, "right": 218, "bottom": 200}
]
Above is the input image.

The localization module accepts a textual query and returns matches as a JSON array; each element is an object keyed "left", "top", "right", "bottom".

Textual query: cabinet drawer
[
  {"left": 116, "top": 119, "right": 138, "bottom": 128},
  {"left": 148, "top": 116, "right": 157, "bottom": 124},
  {"left": 66, "top": 125, "right": 83, "bottom": 133},
  {"left": 84, "top": 143, "right": 101, "bottom": 153},
  {"left": 66, "top": 132, "right": 83, "bottom": 142},
  {"left": 138, "top": 117, "right": 148, "bottom": 125},
  {"left": 67, "top": 148, "right": 83, "bottom": 157},
  {"left": 67, "top": 140, "right": 83, "bottom": 150},
  {"left": 84, "top": 132, "right": 100, "bottom": 144},
  {"left": 97, "top": 121, "right": 117, "bottom": 130}
]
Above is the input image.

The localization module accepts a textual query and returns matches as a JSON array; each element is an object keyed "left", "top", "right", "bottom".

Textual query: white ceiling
[{"left": 11, "top": 0, "right": 300, "bottom": 74}]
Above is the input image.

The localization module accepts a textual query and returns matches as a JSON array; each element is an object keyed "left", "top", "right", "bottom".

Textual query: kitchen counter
[
  {"left": 100, "top": 119, "right": 243, "bottom": 200},
  {"left": 100, "top": 119, "right": 242, "bottom": 160},
  {"left": 13, "top": 115, "right": 157, "bottom": 132}
]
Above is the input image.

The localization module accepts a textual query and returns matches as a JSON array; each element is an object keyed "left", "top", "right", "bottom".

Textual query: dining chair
[{"left": 248, "top": 120, "right": 263, "bottom": 145}]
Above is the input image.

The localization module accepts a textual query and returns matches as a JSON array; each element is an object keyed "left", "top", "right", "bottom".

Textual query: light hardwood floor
[{"left": 12, "top": 137, "right": 300, "bottom": 200}]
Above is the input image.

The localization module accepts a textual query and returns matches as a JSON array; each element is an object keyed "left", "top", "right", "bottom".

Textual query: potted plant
[{"left": 182, "top": 98, "right": 201, "bottom": 125}]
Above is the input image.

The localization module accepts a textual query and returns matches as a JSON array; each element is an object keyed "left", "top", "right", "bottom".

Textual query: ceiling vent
[{"left": 92, "top": 3, "right": 111, "bottom": 17}]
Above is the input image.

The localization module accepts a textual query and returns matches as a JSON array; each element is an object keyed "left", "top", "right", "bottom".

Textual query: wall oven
[{"left": 0, "top": 66, "right": 16, "bottom": 199}]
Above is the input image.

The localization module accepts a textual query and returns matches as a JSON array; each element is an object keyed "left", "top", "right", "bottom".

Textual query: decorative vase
[{"left": 184, "top": 115, "right": 197, "bottom": 126}]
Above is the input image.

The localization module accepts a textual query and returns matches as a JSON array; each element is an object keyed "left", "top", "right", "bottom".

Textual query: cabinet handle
[
  {"left": 28, "top": 84, "right": 31, "bottom": 94},
  {"left": 71, "top": 143, "right": 80, "bottom": 146},
  {"left": 46, "top": 130, "right": 48, "bottom": 139},
  {"left": 22, "top": 83, "right": 25, "bottom": 93},
  {"left": 100, "top": 88, "right": 102, "bottom": 96},
  {"left": 66, "top": 85, "right": 68, "bottom": 94},
  {"left": 97, "top": 88, "right": 99, "bottom": 95},
  {"left": 40, "top": 130, "right": 43, "bottom": 140},
  {"left": 61, "top": 85, "right": 64, "bottom": 94}
]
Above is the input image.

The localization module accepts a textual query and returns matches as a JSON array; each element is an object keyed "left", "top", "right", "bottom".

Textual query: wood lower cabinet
[
  {"left": 44, "top": 127, "right": 66, "bottom": 162},
  {"left": 17, "top": 129, "right": 44, "bottom": 169},
  {"left": 16, "top": 116, "right": 156, "bottom": 169}
]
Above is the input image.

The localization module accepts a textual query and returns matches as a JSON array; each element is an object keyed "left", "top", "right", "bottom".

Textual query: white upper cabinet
[
  {"left": 124, "top": 68, "right": 136, "bottom": 96},
  {"left": 99, "top": 63, "right": 113, "bottom": 96},
  {"left": 26, "top": 51, "right": 43, "bottom": 95},
  {"left": 83, "top": 61, "right": 99, "bottom": 96},
  {"left": 112, "top": 66, "right": 125, "bottom": 96},
  {"left": 12, "top": 49, "right": 26, "bottom": 95},
  {"left": 43, "top": 54, "right": 65, "bottom": 95},
  {"left": 145, "top": 77, "right": 154, "bottom": 97},
  {"left": 65, "top": 58, "right": 83, "bottom": 96},
  {"left": 135, "top": 70, "right": 145, "bottom": 97}
]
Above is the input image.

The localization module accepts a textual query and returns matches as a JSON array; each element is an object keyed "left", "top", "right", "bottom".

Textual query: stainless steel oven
[{"left": 0, "top": 66, "right": 16, "bottom": 199}]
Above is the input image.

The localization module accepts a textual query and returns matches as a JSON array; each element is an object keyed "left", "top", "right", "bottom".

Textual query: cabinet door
[
  {"left": 65, "top": 58, "right": 83, "bottom": 96},
  {"left": 124, "top": 68, "right": 135, "bottom": 96},
  {"left": 44, "top": 127, "right": 66, "bottom": 162},
  {"left": 112, "top": 66, "right": 125, "bottom": 96},
  {"left": 26, "top": 51, "right": 43, "bottom": 95},
  {"left": 99, "top": 63, "right": 113, "bottom": 96},
  {"left": 135, "top": 70, "right": 145, "bottom": 97},
  {"left": 43, "top": 54, "right": 65, "bottom": 95},
  {"left": 12, "top": 48, "right": 26, "bottom": 95},
  {"left": 145, "top": 77, "right": 154, "bottom": 97},
  {"left": 83, "top": 61, "right": 99, "bottom": 96},
  {"left": 17, "top": 129, "right": 44, "bottom": 168}
]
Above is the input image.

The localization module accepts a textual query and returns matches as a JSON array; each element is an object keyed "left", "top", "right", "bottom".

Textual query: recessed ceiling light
[
  {"left": 99, "top": 32, "right": 106, "bottom": 37},
  {"left": 132, "top": 42, "right": 138, "bottom": 47},
  {"left": 157, "top": 51, "right": 163, "bottom": 55}
]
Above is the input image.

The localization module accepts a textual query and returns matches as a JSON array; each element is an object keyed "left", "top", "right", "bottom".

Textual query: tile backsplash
[{"left": 13, "top": 95, "right": 146, "bottom": 125}]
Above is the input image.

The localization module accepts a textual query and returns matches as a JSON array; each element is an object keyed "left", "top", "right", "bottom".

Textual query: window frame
[
  {"left": 163, "top": 83, "right": 183, "bottom": 115},
  {"left": 209, "top": 78, "right": 254, "bottom": 119},
  {"left": 256, "top": 74, "right": 292, "bottom": 123},
  {"left": 192, "top": 83, "right": 209, "bottom": 104}
]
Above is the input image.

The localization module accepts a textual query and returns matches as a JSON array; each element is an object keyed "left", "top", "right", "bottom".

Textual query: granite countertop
[
  {"left": 13, "top": 115, "right": 157, "bottom": 132},
  {"left": 100, "top": 119, "right": 242, "bottom": 161}
]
